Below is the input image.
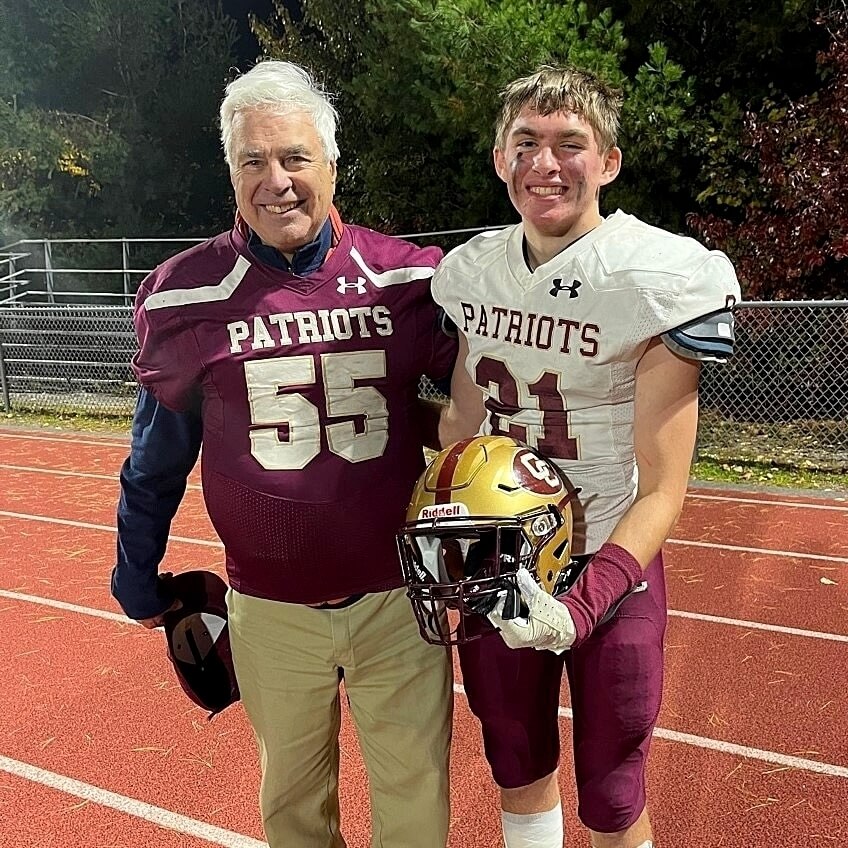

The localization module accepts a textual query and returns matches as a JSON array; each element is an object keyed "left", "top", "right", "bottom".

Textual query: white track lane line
[
  {"left": 2, "top": 438, "right": 847, "bottom": 511},
  {"left": 0, "top": 511, "right": 220, "bottom": 547},
  {"left": 2, "top": 511, "right": 848, "bottom": 640},
  {"left": 2, "top": 585, "right": 846, "bottom": 784},
  {"left": 0, "top": 432, "right": 128, "bottom": 449},
  {"left": 0, "top": 464, "right": 122, "bottom": 482},
  {"left": 2, "top": 472, "right": 846, "bottom": 544},
  {"left": 0, "top": 755, "right": 267, "bottom": 847},
  {"left": 452, "top": 684, "right": 848, "bottom": 779},
  {"left": 688, "top": 493, "right": 848, "bottom": 511},
  {"left": 2, "top": 691, "right": 842, "bottom": 848},
  {"left": 0, "top": 590, "right": 137, "bottom": 624},
  {"left": 0, "top": 464, "right": 202, "bottom": 489},
  {"left": 5, "top": 588, "right": 847, "bottom": 646},
  {"left": 5, "top": 439, "right": 846, "bottom": 780},
  {"left": 4, "top": 509, "right": 846, "bottom": 564},
  {"left": 665, "top": 537, "right": 848, "bottom": 563},
  {"left": 667, "top": 608, "right": 848, "bottom": 643}
]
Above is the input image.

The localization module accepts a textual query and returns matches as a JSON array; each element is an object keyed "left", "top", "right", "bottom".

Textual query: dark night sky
[{"left": 221, "top": 0, "right": 297, "bottom": 62}]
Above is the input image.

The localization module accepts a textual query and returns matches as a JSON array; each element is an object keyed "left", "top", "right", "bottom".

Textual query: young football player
[{"left": 434, "top": 65, "right": 740, "bottom": 848}]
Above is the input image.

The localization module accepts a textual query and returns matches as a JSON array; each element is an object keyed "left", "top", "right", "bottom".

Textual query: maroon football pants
[{"left": 457, "top": 552, "right": 667, "bottom": 834}]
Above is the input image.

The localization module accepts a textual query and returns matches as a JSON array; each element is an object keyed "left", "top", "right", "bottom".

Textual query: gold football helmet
[{"left": 397, "top": 435, "right": 577, "bottom": 645}]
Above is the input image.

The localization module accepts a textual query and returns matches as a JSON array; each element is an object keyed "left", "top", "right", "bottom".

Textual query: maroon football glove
[{"left": 556, "top": 542, "right": 645, "bottom": 647}]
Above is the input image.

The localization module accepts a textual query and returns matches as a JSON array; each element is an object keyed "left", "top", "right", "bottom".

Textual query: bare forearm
[
  {"left": 438, "top": 399, "right": 483, "bottom": 448},
  {"left": 606, "top": 337, "right": 699, "bottom": 566},
  {"left": 438, "top": 333, "right": 486, "bottom": 448},
  {"left": 605, "top": 488, "right": 686, "bottom": 567},
  {"left": 417, "top": 398, "right": 447, "bottom": 450}
]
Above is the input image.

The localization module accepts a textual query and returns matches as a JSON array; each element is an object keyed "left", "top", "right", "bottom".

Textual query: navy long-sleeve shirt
[{"left": 112, "top": 389, "right": 202, "bottom": 618}]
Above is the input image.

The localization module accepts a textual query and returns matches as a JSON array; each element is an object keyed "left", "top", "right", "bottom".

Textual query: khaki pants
[{"left": 227, "top": 587, "right": 453, "bottom": 848}]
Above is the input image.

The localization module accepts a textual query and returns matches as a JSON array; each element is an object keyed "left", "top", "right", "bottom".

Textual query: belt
[{"left": 311, "top": 593, "right": 367, "bottom": 610}]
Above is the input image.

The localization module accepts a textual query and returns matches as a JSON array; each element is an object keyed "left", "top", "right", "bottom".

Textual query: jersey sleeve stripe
[
  {"left": 144, "top": 255, "right": 252, "bottom": 311},
  {"left": 663, "top": 326, "right": 734, "bottom": 354},
  {"left": 662, "top": 327, "right": 735, "bottom": 362},
  {"left": 661, "top": 306, "right": 737, "bottom": 360},
  {"left": 349, "top": 247, "right": 436, "bottom": 288}
]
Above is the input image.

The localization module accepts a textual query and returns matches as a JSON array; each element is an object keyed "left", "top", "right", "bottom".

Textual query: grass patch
[
  {"left": 4, "top": 409, "right": 848, "bottom": 493},
  {"left": 698, "top": 410, "right": 848, "bottom": 473},
  {"left": 692, "top": 457, "right": 848, "bottom": 492},
  {"left": 2, "top": 409, "right": 132, "bottom": 434}
]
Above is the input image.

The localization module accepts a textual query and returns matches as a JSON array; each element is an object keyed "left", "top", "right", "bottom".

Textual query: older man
[{"left": 112, "top": 61, "right": 455, "bottom": 848}]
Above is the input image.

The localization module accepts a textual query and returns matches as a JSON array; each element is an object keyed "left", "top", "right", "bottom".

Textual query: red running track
[{"left": 0, "top": 427, "right": 846, "bottom": 847}]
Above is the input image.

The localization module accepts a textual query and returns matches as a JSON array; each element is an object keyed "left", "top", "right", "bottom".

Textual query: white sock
[
  {"left": 590, "top": 840, "right": 653, "bottom": 848},
  {"left": 501, "top": 802, "right": 563, "bottom": 848}
]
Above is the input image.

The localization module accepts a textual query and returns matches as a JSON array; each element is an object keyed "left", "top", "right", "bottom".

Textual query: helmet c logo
[{"left": 514, "top": 450, "right": 563, "bottom": 495}]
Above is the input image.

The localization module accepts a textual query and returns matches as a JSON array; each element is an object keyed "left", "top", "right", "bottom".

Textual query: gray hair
[{"left": 220, "top": 60, "right": 340, "bottom": 169}]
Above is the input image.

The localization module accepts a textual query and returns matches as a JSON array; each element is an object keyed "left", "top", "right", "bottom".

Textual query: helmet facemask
[{"left": 398, "top": 503, "right": 569, "bottom": 645}]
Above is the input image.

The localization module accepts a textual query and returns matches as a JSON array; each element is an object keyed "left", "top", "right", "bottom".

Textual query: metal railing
[
  {"left": 0, "top": 229, "right": 503, "bottom": 306},
  {"left": 1, "top": 237, "right": 846, "bottom": 472},
  {"left": 0, "top": 238, "right": 207, "bottom": 305},
  {"left": 0, "top": 251, "right": 31, "bottom": 304}
]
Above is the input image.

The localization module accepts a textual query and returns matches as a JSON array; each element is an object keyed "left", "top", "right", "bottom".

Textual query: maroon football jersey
[{"left": 133, "top": 223, "right": 456, "bottom": 603}]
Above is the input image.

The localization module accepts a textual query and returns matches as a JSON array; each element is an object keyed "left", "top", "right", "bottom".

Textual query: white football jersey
[{"left": 432, "top": 210, "right": 741, "bottom": 554}]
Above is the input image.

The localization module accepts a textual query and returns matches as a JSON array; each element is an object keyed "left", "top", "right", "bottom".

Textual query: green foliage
[
  {"left": 692, "top": 94, "right": 753, "bottom": 211},
  {"left": 689, "top": 8, "right": 848, "bottom": 299},
  {"left": 255, "top": 0, "right": 699, "bottom": 232},
  {"left": 583, "top": 0, "right": 829, "bottom": 234},
  {"left": 2, "top": 0, "right": 839, "bottom": 301},
  {"left": 606, "top": 42, "right": 698, "bottom": 224},
  {"left": 0, "top": 100, "right": 130, "bottom": 235},
  {"left": 0, "top": 0, "right": 238, "bottom": 242}
]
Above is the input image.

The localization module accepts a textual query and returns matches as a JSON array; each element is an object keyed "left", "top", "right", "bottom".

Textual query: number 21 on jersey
[{"left": 475, "top": 355, "right": 579, "bottom": 460}]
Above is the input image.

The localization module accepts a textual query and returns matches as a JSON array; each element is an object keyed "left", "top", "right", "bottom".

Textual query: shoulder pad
[
  {"left": 662, "top": 308, "right": 736, "bottom": 363},
  {"left": 440, "top": 226, "right": 512, "bottom": 267},
  {"left": 592, "top": 217, "right": 709, "bottom": 280}
]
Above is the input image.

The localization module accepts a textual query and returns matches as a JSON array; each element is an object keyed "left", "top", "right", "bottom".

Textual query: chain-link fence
[
  {"left": 2, "top": 238, "right": 846, "bottom": 472},
  {"left": 0, "top": 304, "right": 137, "bottom": 416},
  {"left": 698, "top": 301, "right": 848, "bottom": 471},
  {"left": 2, "top": 300, "right": 845, "bottom": 470}
]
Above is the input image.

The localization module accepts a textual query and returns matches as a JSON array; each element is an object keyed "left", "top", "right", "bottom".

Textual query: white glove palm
[{"left": 487, "top": 568, "right": 577, "bottom": 653}]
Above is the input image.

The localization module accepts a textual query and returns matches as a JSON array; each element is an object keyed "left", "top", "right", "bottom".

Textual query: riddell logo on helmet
[{"left": 419, "top": 503, "right": 470, "bottom": 520}]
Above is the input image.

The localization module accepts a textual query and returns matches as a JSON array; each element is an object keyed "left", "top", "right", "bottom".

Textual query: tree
[
  {"left": 254, "top": 0, "right": 698, "bottom": 233},
  {"left": 584, "top": 0, "right": 824, "bottom": 101},
  {"left": 583, "top": 0, "right": 829, "bottom": 235},
  {"left": 688, "top": 7, "right": 848, "bottom": 299},
  {"left": 0, "top": 0, "right": 238, "bottom": 241}
]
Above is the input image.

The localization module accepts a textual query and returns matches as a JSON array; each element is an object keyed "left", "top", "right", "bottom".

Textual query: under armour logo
[
  {"left": 337, "top": 276, "right": 367, "bottom": 295},
  {"left": 550, "top": 278, "right": 582, "bottom": 298}
]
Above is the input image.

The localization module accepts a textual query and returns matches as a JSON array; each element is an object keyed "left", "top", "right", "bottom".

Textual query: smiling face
[
  {"left": 494, "top": 108, "right": 621, "bottom": 260},
  {"left": 230, "top": 109, "right": 337, "bottom": 257}
]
